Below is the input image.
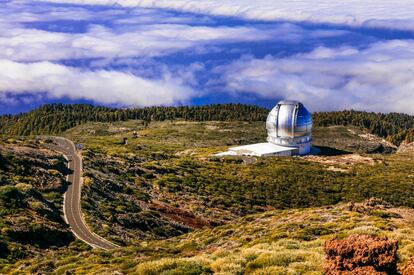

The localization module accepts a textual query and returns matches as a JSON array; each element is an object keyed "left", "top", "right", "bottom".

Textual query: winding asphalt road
[{"left": 46, "top": 137, "right": 118, "bottom": 250}]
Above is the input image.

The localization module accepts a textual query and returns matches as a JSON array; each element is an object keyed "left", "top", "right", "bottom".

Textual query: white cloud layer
[
  {"left": 0, "top": 22, "right": 344, "bottom": 62},
  {"left": 0, "top": 60, "right": 195, "bottom": 106},
  {"left": 214, "top": 40, "right": 414, "bottom": 114},
  {"left": 1, "top": 0, "right": 413, "bottom": 113},
  {"left": 38, "top": 0, "right": 414, "bottom": 31},
  {"left": 0, "top": 0, "right": 96, "bottom": 23}
]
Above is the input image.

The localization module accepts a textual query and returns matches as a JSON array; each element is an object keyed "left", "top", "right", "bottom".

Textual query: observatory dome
[{"left": 266, "top": 100, "right": 312, "bottom": 155}]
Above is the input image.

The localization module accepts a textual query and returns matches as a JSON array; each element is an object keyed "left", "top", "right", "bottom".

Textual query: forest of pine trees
[
  {"left": 1, "top": 104, "right": 413, "bottom": 145},
  {"left": 0, "top": 104, "right": 268, "bottom": 136},
  {"left": 313, "top": 110, "right": 414, "bottom": 145}
]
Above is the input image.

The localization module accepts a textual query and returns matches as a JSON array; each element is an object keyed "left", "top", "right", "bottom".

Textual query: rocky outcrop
[
  {"left": 324, "top": 235, "right": 398, "bottom": 274},
  {"left": 398, "top": 141, "right": 414, "bottom": 153},
  {"left": 347, "top": 197, "right": 393, "bottom": 214}
]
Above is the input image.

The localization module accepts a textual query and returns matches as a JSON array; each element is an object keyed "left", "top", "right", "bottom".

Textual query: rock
[
  {"left": 398, "top": 141, "right": 414, "bottom": 153},
  {"left": 324, "top": 235, "right": 398, "bottom": 274},
  {"left": 347, "top": 197, "right": 392, "bottom": 214}
]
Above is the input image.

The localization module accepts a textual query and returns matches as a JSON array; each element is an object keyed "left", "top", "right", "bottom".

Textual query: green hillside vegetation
[
  {"left": 314, "top": 110, "right": 414, "bottom": 145},
  {"left": 0, "top": 139, "right": 75, "bottom": 262},
  {"left": 1, "top": 104, "right": 413, "bottom": 145},
  {"left": 312, "top": 126, "right": 397, "bottom": 154},
  {"left": 0, "top": 104, "right": 268, "bottom": 136},
  {"left": 59, "top": 120, "right": 414, "bottom": 247},
  {"left": 0, "top": 106, "right": 413, "bottom": 273},
  {"left": 3, "top": 201, "right": 414, "bottom": 274}
]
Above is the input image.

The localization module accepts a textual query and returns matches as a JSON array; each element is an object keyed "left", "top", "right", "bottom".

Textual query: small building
[{"left": 216, "top": 100, "right": 313, "bottom": 157}]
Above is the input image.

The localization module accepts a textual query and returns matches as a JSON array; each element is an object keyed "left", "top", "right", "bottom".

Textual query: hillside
[
  {"left": 57, "top": 120, "right": 413, "bottom": 247},
  {"left": 314, "top": 110, "right": 414, "bottom": 146},
  {"left": 0, "top": 138, "right": 75, "bottom": 261},
  {"left": 0, "top": 104, "right": 268, "bottom": 136},
  {"left": 3, "top": 200, "right": 414, "bottom": 274},
  {"left": 1, "top": 104, "right": 414, "bottom": 145},
  {"left": 0, "top": 107, "right": 413, "bottom": 273}
]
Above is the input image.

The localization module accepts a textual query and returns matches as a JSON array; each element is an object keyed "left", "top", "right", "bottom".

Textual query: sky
[{"left": 1, "top": 0, "right": 414, "bottom": 115}]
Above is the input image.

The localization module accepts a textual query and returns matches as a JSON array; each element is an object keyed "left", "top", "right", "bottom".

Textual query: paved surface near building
[{"left": 45, "top": 137, "right": 119, "bottom": 250}]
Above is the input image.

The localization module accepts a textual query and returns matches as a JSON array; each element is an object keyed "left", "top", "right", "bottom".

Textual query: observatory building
[{"left": 216, "top": 100, "right": 313, "bottom": 157}]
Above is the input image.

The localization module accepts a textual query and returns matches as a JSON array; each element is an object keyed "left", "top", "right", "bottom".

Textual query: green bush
[
  {"left": 0, "top": 186, "right": 25, "bottom": 213},
  {"left": 246, "top": 252, "right": 305, "bottom": 271}
]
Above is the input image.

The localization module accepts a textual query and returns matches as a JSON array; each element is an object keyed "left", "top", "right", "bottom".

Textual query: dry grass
[{"left": 6, "top": 202, "right": 414, "bottom": 274}]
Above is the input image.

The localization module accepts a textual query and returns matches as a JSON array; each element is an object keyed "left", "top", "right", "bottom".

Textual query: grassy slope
[
  {"left": 4, "top": 202, "right": 414, "bottom": 274},
  {"left": 313, "top": 126, "right": 396, "bottom": 154},
  {"left": 0, "top": 138, "right": 76, "bottom": 263},
  {"left": 58, "top": 121, "right": 414, "bottom": 246},
  {"left": 0, "top": 120, "right": 413, "bottom": 274}
]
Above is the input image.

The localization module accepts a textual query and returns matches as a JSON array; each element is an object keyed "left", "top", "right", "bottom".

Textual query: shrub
[
  {"left": 324, "top": 235, "right": 398, "bottom": 273},
  {"left": 134, "top": 258, "right": 212, "bottom": 275},
  {"left": 0, "top": 241, "right": 9, "bottom": 258},
  {"left": 246, "top": 252, "right": 305, "bottom": 271},
  {"left": 0, "top": 185, "right": 25, "bottom": 212}
]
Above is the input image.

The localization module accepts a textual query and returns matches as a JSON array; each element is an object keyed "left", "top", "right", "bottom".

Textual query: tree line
[
  {"left": 0, "top": 104, "right": 268, "bottom": 136},
  {"left": 1, "top": 104, "right": 413, "bottom": 145},
  {"left": 313, "top": 110, "right": 414, "bottom": 145}
]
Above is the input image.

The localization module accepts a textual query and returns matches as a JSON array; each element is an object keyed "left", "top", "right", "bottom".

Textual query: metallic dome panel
[{"left": 277, "top": 103, "right": 296, "bottom": 137}]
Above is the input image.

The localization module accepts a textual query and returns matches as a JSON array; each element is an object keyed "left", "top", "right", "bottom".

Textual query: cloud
[
  {"left": 37, "top": 0, "right": 414, "bottom": 31},
  {"left": 0, "top": 18, "right": 348, "bottom": 62},
  {"left": 1, "top": 0, "right": 413, "bottom": 115},
  {"left": 0, "top": 0, "right": 95, "bottom": 24},
  {"left": 0, "top": 0, "right": 212, "bottom": 28},
  {"left": 213, "top": 40, "right": 414, "bottom": 114},
  {"left": 0, "top": 23, "right": 307, "bottom": 62},
  {"left": 0, "top": 60, "right": 196, "bottom": 106}
]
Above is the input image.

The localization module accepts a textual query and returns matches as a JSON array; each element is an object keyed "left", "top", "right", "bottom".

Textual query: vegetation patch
[
  {"left": 6, "top": 202, "right": 414, "bottom": 274},
  {"left": 0, "top": 139, "right": 74, "bottom": 262},
  {"left": 0, "top": 106, "right": 413, "bottom": 273},
  {"left": 55, "top": 120, "right": 414, "bottom": 245}
]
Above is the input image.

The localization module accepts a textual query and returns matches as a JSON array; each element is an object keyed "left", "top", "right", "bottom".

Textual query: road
[{"left": 45, "top": 137, "right": 119, "bottom": 250}]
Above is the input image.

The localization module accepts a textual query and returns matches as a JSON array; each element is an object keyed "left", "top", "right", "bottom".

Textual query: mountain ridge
[{"left": 1, "top": 103, "right": 413, "bottom": 145}]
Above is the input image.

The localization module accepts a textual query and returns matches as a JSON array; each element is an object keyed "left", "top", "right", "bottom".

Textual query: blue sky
[{"left": 1, "top": 0, "right": 414, "bottom": 115}]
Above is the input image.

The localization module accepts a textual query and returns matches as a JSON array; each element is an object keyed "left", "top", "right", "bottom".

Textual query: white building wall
[{"left": 266, "top": 150, "right": 293, "bottom": 157}]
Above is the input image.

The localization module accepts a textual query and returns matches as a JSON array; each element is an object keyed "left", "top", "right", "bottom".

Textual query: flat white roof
[
  {"left": 229, "top": 142, "right": 297, "bottom": 156},
  {"left": 215, "top": 151, "right": 238, "bottom": 156}
]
